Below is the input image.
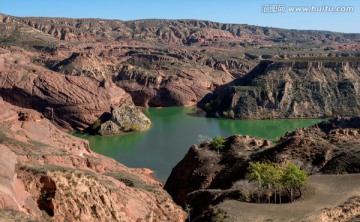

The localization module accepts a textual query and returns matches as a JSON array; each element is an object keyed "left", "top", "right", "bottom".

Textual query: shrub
[
  {"left": 210, "top": 135, "right": 226, "bottom": 151},
  {"left": 229, "top": 110, "right": 235, "bottom": 119},
  {"left": 232, "top": 180, "right": 257, "bottom": 202},
  {"left": 205, "top": 102, "right": 212, "bottom": 112}
]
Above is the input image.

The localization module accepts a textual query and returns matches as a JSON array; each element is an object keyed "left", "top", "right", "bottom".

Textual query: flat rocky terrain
[{"left": 217, "top": 174, "right": 360, "bottom": 222}]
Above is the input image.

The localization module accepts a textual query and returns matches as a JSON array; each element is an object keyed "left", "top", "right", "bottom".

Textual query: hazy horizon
[{"left": 0, "top": 0, "right": 359, "bottom": 33}]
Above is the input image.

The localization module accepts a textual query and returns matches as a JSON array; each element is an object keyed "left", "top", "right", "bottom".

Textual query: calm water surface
[{"left": 74, "top": 107, "right": 324, "bottom": 181}]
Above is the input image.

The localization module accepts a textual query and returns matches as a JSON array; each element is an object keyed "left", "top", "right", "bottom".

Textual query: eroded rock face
[
  {"left": 0, "top": 48, "right": 147, "bottom": 131},
  {"left": 50, "top": 48, "right": 238, "bottom": 107},
  {"left": 0, "top": 144, "right": 38, "bottom": 215},
  {"left": 2, "top": 14, "right": 360, "bottom": 108},
  {"left": 0, "top": 100, "right": 186, "bottom": 222},
  {"left": 98, "top": 100, "right": 151, "bottom": 135},
  {"left": 203, "top": 60, "right": 360, "bottom": 119},
  {"left": 113, "top": 51, "right": 237, "bottom": 107}
]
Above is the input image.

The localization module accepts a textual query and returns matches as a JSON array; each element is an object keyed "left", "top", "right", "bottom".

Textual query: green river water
[{"left": 74, "top": 107, "right": 324, "bottom": 181}]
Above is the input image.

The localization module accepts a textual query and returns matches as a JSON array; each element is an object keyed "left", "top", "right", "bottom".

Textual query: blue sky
[{"left": 0, "top": 0, "right": 359, "bottom": 33}]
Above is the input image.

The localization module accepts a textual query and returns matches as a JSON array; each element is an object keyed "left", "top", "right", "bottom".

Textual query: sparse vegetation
[{"left": 104, "top": 171, "right": 158, "bottom": 193}]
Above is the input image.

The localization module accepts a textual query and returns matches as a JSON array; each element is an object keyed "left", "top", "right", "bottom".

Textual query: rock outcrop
[
  {"left": 52, "top": 47, "right": 238, "bottom": 107},
  {"left": 97, "top": 99, "right": 151, "bottom": 135},
  {"left": 164, "top": 136, "right": 272, "bottom": 205},
  {"left": 52, "top": 52, "right": 116, "bottom": 80},
  {"left": 203, "top": 59, "right": 360, "bottom": 119},
  {"left": 0, "top": 99, "right": 186, "bottom": 222}
]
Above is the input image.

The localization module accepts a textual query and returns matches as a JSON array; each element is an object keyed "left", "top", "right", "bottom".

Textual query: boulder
[{"left": 98, "top": 100, "right": 151, "bottom": 135}]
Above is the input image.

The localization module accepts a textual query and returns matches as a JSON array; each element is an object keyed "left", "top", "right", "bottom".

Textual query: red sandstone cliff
[{"left": 0, "top": 99, "right": 186, "bottom": 221}]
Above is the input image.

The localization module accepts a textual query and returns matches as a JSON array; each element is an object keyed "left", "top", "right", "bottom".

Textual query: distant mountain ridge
[{"left": 1, "top": 13, "right": 360, "bottom": 46}]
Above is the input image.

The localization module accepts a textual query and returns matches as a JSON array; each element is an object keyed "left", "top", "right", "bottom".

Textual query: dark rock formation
[
  {"left": 164, "top": 136, "right": 273, "bottom": 205},
  {"left": 203, "top": 59, "right": 360, "bottom": 119}
]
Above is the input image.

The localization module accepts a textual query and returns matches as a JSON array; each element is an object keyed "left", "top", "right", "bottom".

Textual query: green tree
[
  {"left": 281, "top": 163, "right": 308, "bottom": 203},
  {"left": 266, "top": 163, "right": 284, "bottom": 204},
  {"left": 255, "top": 162, "right": 281, "bottom": 204},
  {"left": 259, "top": 162, "right": 273, "bottom": 203},
  {"left": 210, "top": 135, "right": 226, "bottom": 151},
  {"left": 246, "top": 162, "right": 266, "bottom": 203}
]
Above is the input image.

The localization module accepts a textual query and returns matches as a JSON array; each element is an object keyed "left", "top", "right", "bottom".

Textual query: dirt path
[{"left": 217, "top": 174, "right": 360, "bottom": 222}]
